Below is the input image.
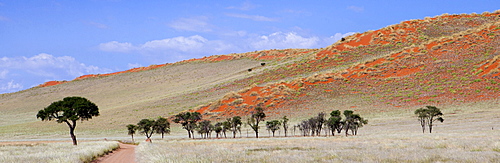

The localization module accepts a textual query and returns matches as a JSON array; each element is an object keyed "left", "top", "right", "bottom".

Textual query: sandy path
[{"left": 92, "top": 143, "right": 137, "bottom": 163}]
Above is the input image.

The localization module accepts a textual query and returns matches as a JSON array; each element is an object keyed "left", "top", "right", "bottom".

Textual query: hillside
[{"left": 1, "top": 11, "right": 499, "bottom": 139}]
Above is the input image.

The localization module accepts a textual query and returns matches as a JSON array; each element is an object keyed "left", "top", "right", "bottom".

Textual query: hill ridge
[{"left": 192, "top": 12, "right": 500, "bottom": 118}]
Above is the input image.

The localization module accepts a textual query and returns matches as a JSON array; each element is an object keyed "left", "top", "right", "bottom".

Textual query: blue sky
[{"left": 0, "top": 0, "right": 499, "bottom": 94}]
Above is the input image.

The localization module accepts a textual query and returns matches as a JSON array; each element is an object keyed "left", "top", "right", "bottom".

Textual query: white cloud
[
  {"left": 168, "top": 16, "right": 212, "bottom": 32},
  {"left": 99, "top": 41, "right": 136, "bottom": 53},
  {"left": 0, "top": 69, "right": 7, "bottom": 79},
  {"left": 0, "top": 80, "right": 23, "bottom": 93},
  {"left": 97, "top": 31, "right": 356, "bottom": 63},
  {"left": 100, "top": 35, "right": 210, "bottom": 54},
  {"left": 250, "top": 32, "right": 319, "bottom": 50},
  {"left": 141, "top": 35, "right": 208, "bottom": 52},
  {"left": 0, "top": 53, "right": 111, "bottom": 79},
  {"left": 347, "top": 6, "right": 364, "bottom": 13},
  {"left": 0, "top": 53, "right": 112, "bottom": 93},
  {"left": 225, "top": 13, "right": 277, "bottom": 22},
  {"left": 128, "top": 63, "right": 142, "bottom": 69},
  {"left": 99, "top": 35, "right": 234, "bottom": 62},
  {"left": 324, "top": 32, "right": 356, "bottom": 44}
]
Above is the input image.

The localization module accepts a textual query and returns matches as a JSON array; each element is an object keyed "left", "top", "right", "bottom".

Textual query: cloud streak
[
  {"left": 168, "top": 16, "right": 213, "bottom": 32},
  {"left": 226, "top": 1, "right": 257, "bottom": 11},
  {"left": 225, "top": 13, "right": 277, "bottom": 21},
  {"left": 347, "top": 6, "right": 364, "bottom": 13},
  {"left": 98, "top": 31, "right": 355, "bottom": 62},
  {"left": 251, "top": 32, "right": 319, "bottom": 50},
  {"left": 0, "top": 53, "right": 112, "bottom": 93}
]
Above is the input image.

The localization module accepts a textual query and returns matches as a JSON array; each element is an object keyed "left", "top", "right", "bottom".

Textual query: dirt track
[{"left": 92, "top": 143, "right": 136, "bottom": 163}]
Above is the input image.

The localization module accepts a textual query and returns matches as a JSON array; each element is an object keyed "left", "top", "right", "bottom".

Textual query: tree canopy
[
  {"left": 248, "top": 107, "right": 266, "bottom": 138},
  {"left": 37, "top": 96, "right": 99, "bottom": 145},
  {"left": 415, "top": 106, "right": 444, "bottom": 133},
  {"left": 173, "top": 112, "right": 202, "bottom": 138}
]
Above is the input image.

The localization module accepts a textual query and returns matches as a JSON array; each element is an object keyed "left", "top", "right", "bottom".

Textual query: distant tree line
[{"left": 126, "top": 107, "right": 369, "bottom": 142}]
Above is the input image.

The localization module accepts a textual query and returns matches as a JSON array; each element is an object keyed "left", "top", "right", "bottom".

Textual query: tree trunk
[
  {"left": 420, "top": 119, "right": 426, "bottom": 133},
  {"left": 70, "top": 126, "right": 77, "bottom": 145},
  {"left": 345, "top": 124, "right": 349, "bottom": 137},
  {"left": 66, "top": 120, "right": 77, "bottom": 145},
  {"left": 131, "top": 134, "right": 134, "bottom": 143},
  {"left": 187, "top": 130, "right": 192, "bottom": 138},
  {"left": 429, "top": 123, "right": 433, "bottom": 133}
]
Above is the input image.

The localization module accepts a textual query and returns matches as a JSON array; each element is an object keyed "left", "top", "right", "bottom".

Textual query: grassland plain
[
  {"left": 135, "top": 100, "right": 500, "bottom": 163},
  {"left": 0, "top": 141, "right": 119, "bottom": 163}
]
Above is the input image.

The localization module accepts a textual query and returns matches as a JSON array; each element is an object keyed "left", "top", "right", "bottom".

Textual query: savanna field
[{"left": 1, "top": 11, "right": 500, "bottom": 162}]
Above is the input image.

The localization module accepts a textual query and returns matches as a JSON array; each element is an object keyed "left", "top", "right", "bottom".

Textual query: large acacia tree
[
  {"left": 37, "top": 96, "right": 99, "bottom": 145},
  {"left": 137, "top": 119, "right": 156, "bottom": 142}
]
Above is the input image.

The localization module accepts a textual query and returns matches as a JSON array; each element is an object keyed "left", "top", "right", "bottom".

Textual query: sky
[{"left": 1, "top": 0, "right": 499, "bottom": 94}]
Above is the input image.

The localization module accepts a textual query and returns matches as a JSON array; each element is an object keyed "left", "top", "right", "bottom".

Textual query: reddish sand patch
[
  {"left": 38, "top": 81, "right": 68, "bottom": 87},
  {"left": 477, "top": 57, "right": 500, "bottom": 76}
]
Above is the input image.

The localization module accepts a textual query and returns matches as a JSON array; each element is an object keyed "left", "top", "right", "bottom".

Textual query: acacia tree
[
  {"left": 266, "top": 120, "right": 281, "bottom": 137},
  {"left": 222, "top": 121, "right": 230, "bottom": 138},
  {"left": 325, "top": 110, "right": 343, "bottom": 136},
  {"left": 415, "top": 106, "right": 444, "bottom": 133},
  {"left": 298, "top": 120, "right": 311, "bottom": 136},
  {"left": 36, "top": 96, "right": 99, "bottom": 145},
  {"left": 154, "top": 117, "right": 170, "bottom": 139},
  {"left": 282, "top": 116, "right": 289, "bottom": 137},
  {"left": 137, "top": 119, "right": 156, "bottom": 142},
  {"left": 214, "top": 122, "right": 223, "bottom": 138},
  {"left": 228, "top": 116, "right": 242, "bottom": 138},
  {"left": 343, "top": 110, "right": 368, "bottom": 136},
  {"left": 314, "top": 112, "right": 326, "bottom": 136},
  {"left": 126, "top": 124, "right": 138, "bottom": 143},
  {"left": 197, "top": 120, "right": 213, "bottom": 139},
  {"left": 248, "top": 107, "right": 266, "bottom": 138},
  {"left": 173, "top": 112, "right": 202, "bottom": 138},
  {"left": 414, "top": 108, "right": 428, "bottom": 133}
]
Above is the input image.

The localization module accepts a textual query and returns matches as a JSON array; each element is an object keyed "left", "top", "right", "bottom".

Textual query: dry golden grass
[
  {"left": 135, "top": 100, "right": 500, "bottom": 162},
  {"left": 0, "top": 141, "right": 119, "bottom": 163}
]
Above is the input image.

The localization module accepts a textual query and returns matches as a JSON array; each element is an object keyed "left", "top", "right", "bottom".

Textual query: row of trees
[
  {"left": 295, "top": 110, "right": 368, "bottom": 137},
  {"left": 127, "top": 107, "right": 370, "bottom": 141},
  {"left": 126, "top": 117, "right": 170, "bottom": 143},
  {"left": 35, "top": 96, "right": 443, "bottom": 146}
]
